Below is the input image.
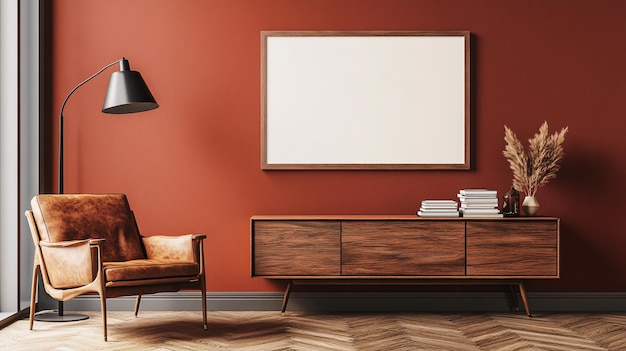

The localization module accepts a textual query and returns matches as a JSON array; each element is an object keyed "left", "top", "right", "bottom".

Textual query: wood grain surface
[
  {"left": 466, "top": 220, "right": 558, "bottom": 276},
  {"left": 253, "top": 220, "right": 341, "bottom": 276},
  {"left": 2, "top": 311, "right": 625, "bottom": 350},
  {"left": 342, "top": 221, "right": 465, "bottom": 275}
]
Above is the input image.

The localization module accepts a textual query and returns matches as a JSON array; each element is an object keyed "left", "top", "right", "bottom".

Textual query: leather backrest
[{"left": 31, "top": 194, "right": 146, "bottom": 262}]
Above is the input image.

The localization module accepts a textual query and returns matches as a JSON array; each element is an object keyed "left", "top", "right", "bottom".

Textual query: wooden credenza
[{"left": 251, "top": 215, "right": 560, "bottom": 315}]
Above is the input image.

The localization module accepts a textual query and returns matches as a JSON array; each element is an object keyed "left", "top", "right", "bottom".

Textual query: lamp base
[{"left": 34, "top": 311, "right": 89, "bottom": 322}]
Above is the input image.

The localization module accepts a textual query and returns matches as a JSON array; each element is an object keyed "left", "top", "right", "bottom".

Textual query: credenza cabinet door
[
  {"left": 466, "top": 220, "right": 559, "bottom": 276},
  {"left": 252, "top": 220, "right": 341, "bottom": 276},
  {"left": 342, "top": 221, "right": 466, "bottom": 275}
]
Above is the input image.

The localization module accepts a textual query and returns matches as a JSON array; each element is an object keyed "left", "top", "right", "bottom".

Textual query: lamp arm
[
  {"left": 59, "top": 58, "right": 123, "bottom": 119},
  {"left": 58, "top": 58, "right": 123, "bottom": 194}
]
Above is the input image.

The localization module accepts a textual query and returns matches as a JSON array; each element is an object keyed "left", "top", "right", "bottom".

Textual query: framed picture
[{"left": 261, "top": 31, "right": 470, "bottom": 170}]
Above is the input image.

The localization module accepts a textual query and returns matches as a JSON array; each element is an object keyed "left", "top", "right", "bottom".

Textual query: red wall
[{"left": 50, "top": 0, "right": 626, "bottom": 292}]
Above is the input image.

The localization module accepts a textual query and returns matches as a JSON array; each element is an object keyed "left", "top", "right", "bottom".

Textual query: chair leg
[
  {"left": 201, "top": 281, "right": 207, "bottom": 330},
  {"left": 29, "top": 264, "right": 39, "bottom": 330},
  {"left": 134, "top": 295, "right": 141, "bottom": 317},
  {"left": 100, "top": 294, "right": 108, "bottom": 341}
]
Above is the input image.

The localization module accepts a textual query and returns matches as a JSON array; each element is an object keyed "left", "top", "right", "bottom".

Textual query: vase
[{"left": 522, "top": 196, "right": 540, "bottom": 216}]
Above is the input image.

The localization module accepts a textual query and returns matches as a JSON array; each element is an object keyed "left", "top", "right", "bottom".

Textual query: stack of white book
[
  {"left": 457, "top": 189, "right": 503, "bottom": 218},
  {"left": 417, "top": 200, "right": 460, "bottom": 218}
]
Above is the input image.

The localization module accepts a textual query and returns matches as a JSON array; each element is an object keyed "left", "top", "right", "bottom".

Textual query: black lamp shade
[{"left": 102, "top": 70, "right": 158, "bottom": 114}]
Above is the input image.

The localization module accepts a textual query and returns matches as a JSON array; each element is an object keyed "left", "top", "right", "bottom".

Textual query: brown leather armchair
[{"left": 25, "top": 194, "right": 207, "bottom": 341}]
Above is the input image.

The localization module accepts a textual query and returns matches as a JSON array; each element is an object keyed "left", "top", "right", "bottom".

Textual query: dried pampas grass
[{"left": 503, "top": 122, "right": 568, "bottom": 196}]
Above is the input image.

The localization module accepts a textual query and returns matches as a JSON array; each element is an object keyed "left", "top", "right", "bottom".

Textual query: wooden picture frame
[{"left": 261, "top": 31, "right": 471, "bottom": 170}]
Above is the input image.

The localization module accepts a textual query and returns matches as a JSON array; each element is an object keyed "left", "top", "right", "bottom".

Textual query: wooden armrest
[
  {"left": 88, "top": 238, "right": 106, "bottom": 246},
  {"left": 39, "top": 238, "right": 105, "bottom": 248},
  {"left": 192, "top": 234, "right": 207, "bottom": 241},
  {"left": 39, "top": 239, "right": 92, "bottom": 248}
]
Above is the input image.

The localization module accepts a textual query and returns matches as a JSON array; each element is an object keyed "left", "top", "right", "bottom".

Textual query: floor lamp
[{"left": 36, "top": 57, "right": 158, "bottom": 322}]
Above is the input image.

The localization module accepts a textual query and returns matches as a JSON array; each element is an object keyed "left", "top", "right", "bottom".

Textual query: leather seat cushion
[{"left": 104, "top": 259, "right": 199, "bottom": 282}]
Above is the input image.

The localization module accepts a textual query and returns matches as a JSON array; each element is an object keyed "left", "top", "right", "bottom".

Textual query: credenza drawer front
[
  {"left": 466, "top": 221, "right": 558, "bottom": 276},
  {"left": 341, "top": 221, "right": 465, "bottom": 275},
  {"left": 253, "top": 221, "right": 341, "bottom": 276}
]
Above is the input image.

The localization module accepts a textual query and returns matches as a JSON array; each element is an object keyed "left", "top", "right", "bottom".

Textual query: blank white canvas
[{"left": 265, "top": 34, "right": 467, "bottom": 166}]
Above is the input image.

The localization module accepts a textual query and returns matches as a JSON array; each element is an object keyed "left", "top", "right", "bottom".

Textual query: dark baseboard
[
  {"left": 59, "top": 291, "right": 626, "bottom": 313},
  {"left": 0, "top": 308, "right": 30, "bottom": 329}
]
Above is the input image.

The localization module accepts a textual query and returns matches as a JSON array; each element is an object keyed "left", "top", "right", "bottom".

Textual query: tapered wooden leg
[
  {"left": 134, "top": 295, "right": 141, "bottom": 317},
  {"left": 518, "top": 282, "right": 532, "bottom": 317},
  {"left": 100, "top": 294, "right": 108, "bottom": 341},
  {"left": 281, "top": 280, "right": 293, "bottom": 316},
  {"left": 29, "top": 264, "right": 39, "bottom": 330},
  {"left": 201, "top": 282, "right": 208, "bottom": 330}
]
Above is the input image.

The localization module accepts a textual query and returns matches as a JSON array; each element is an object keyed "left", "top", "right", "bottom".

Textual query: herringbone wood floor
[{"left": 2, "top": 311, "right": 626, "bottom": 350}]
